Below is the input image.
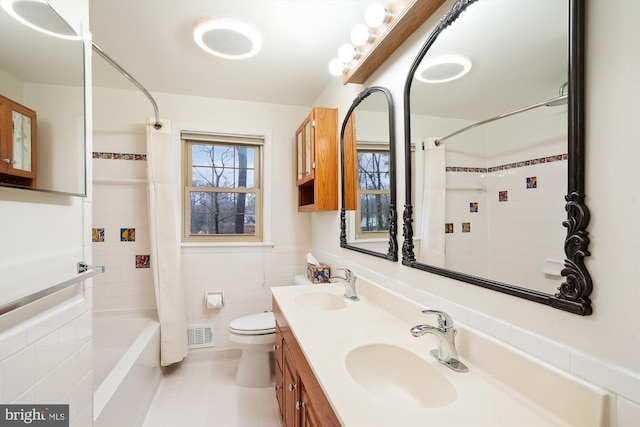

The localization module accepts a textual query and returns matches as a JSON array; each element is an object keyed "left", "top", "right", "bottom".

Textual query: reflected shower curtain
[
  {"left": 418, "top": 138, "right": 446, "bottom": 267},
  {"left": 146, "top": 119, "right": 188, "bottom": 366}
]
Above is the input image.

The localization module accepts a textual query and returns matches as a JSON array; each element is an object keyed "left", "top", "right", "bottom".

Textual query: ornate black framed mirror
[
  {"left": 402, "top": 0, "right": 591, "bottom": 314},
  {"left": 340, "top": 86, "right": 398, "bottom": 261}
]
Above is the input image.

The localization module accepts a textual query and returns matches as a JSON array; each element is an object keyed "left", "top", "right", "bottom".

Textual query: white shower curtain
[
  {"left": 146, "top": 119, "right": 188, "bottom": 366},
  {"left": 418, "top": 138, "right": 446, "bottom": 267}
]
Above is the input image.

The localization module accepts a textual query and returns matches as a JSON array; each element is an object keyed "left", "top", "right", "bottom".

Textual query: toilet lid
[{"left": 229, "top": 312, "right": 275, "bottom": 335}]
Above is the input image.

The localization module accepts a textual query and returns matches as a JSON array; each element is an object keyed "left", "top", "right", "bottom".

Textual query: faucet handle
[
  {"left": 421, "top": 309, "right": 454, "bottom": 330},
  {"left": 336, "top": 268, "right": 354, "bottom": 280}
]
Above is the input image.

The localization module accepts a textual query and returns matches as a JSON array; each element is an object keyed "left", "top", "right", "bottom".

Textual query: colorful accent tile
[
  {"left": 92, "top": 228, "right": 105, "bottom": 242},
  {"left": 445, "top": 223, "right": 454, "bottom": 234},
  {"left": 135, "top": 255, "right": 150, "bottom": 269},
  {"left": 93, "top": 152, "right": 147, "bottom": 161},
  {"left": 470, "top": 202, "right": 478, "bottom": 212},
  {"left": 526, "top": 176, "right": 537, "bottom": 189},
  {"left": 499, "top": 191, "right": 508, "bottom": 202},
  {"left": 121, "top": 228, "right": 136, "bottom": 242},
  {"left": 447, "top": 153, "right": 567, "bottom": 173},
  {"left": 462, "top": 222, "right": 471, "bottom": 233}
]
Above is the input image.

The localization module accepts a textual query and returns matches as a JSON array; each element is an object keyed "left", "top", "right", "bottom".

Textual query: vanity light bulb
[
  {"left": 329, "top": 58, "right": 346, "bottom": 76},
  {"left": 338, "top": 43, "right": 358, "bottom": 63},
  {"left": 365, "top": 2, "right": 389, "bottom": 28},
  {"left": 351, "top": 24, "right": 371, "bottom": 47}
]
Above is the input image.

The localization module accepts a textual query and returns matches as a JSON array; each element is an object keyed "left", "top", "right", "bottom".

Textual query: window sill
[{"left": 181, "top": 241, "right": 275, "bottom": 254}]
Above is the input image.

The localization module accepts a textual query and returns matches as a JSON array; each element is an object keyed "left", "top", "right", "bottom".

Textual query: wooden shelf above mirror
[{"left": 343, "top": 0, "right": 447, "bottom": 85}]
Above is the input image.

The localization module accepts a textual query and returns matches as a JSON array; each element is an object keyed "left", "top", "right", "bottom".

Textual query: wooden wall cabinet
[
  {"left": 0, "top": 95, "right": 37, "bottom": 187},
  {"left": 295, "top": 107, "right": 338, "bottom": 212},
  {"left": 274, "top": 299, "right": 340, "bottom": 427}
]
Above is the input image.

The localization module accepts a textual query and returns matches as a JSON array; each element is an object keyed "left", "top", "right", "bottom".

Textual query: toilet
[
  {"left": 228, "top": 276, "right": 311, "bottom": 388},
  {"left": 227, "top": 311, "right": 276, "bottom": 388}
]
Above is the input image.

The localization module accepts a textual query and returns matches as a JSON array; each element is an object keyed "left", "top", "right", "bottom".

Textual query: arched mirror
[
  {"left": 402, "top": 0, "right": 591, "bottom": 314},
  {"left": 340, "top": 86, "right": 398, "bottom": 261},
  {"left": 0, "top": 1, "right": 86, "bottom": 196}
]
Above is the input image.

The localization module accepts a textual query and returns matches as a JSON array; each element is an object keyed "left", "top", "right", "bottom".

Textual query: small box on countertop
[{"left": 306, "top": 263, "right": 331, "bottom": 284}]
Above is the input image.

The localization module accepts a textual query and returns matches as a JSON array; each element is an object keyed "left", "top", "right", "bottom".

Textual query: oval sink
[
  {"left": 294, "top": 292, "right": 347, "bottom": 310},
  {"left": 345, "top": 344, "right": 457, "bottom": 408}
]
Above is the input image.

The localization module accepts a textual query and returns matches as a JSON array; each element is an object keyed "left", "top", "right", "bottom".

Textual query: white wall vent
[{"left": 187, "top": 324, "right": 214, "bottom": 348}]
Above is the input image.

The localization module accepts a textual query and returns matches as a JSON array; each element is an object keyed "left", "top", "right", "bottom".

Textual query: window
[
  {"left": 182, "top": 132, "right": 263, "bottom": 242},
  {"left": 356, "top": 146, "right": 391, "bottom": 239}
]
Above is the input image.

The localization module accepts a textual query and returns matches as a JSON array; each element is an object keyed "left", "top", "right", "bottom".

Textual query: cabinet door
[
  {"left": 275, "top": 327, "right": 284, "bottom": 415},
  {"left": 304, "top": 117, "right": 315, "bottom": 180},
  {"left": 283, "top": 343, "right": 298, "bottom": 427},
  {"left": 300, "top": 382, "right": 322, "bottom": 427},
  {"left": 0, "top": 96, "right": 37, "bottom": 184}
]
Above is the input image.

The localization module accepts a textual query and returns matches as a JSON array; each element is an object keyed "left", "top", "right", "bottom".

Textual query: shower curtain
[
  {"left": 146, "top": 119, "right": 188, "bottom": 366},
  {"left": 418, "top": 138, "right": 446, "bottom": 267}
]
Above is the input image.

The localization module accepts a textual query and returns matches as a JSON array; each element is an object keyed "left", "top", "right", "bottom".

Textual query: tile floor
[{"left": 142, "top": 356, "right": 282, "bottom": 427}]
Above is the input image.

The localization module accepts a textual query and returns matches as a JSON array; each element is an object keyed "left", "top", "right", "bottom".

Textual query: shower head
[{"left": 545, "top": 82, "right": 568, "bottom": 107}]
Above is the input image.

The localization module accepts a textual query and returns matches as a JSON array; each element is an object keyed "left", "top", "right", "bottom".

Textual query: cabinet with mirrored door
[
  {"left": 295, "top": 107, "right": 338, "bottom": 211},
  {"left": 0, "top": 95, "right": 37, "bottom": 188}
]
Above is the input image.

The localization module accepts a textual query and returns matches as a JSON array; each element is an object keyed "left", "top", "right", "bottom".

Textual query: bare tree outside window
[
  {"left": 358, "top": 151, "right": 390, "bottom": 234},
  {"left": 188, "top": 142, "right": 258, "bottom": 237}
]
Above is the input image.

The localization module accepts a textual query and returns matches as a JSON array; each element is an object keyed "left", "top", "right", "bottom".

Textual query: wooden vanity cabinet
[
  {"left": 273, "top": 299, "right": 340, "bottom": 427},
  {"left": 295, "top": 107, "right": 338, "bottom": 212},
  {"left": 0, "top": 95, "right": 37, "bottom": 187}
]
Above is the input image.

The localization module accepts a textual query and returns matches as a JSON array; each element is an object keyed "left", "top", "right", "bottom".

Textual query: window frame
[
  {"left": 355, "top": 142, "right": 392, "bottom": 240},
  {"left": 181, "top": 131, "right": 265, "bottom": 244}
]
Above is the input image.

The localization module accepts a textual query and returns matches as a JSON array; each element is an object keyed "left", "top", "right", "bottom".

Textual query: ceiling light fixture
[
  {"left": 193, "top": 16, "right": 261, "bottom": 59},
  {"left": 416, "top": 54, "right": 473, "bottom": 83},
  {"left": 1, "top": 0, "right": 79, "bottom": 40}
]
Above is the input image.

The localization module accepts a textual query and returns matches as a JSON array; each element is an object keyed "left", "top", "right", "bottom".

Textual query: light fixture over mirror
[
  {"left": 0, "top": 0, "right": 87, "bottom": 196},
  {"left": 402, "top": 0, "right": 592, "bottom": 315},
  {"left": 340, "top": 86, "right": 398, "bottom": 261}
]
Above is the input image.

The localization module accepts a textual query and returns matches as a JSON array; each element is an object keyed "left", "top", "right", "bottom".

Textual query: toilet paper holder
[{"left": 205, "top": 291, "right": 224, "bottom": 309}]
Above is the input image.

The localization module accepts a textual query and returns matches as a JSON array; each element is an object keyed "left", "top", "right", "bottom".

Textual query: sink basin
[
  {"left": 294, "top": 292, "right": 347, "bottom": 310},
  {"left": 345, "top": 344, "right": 457, "bottom": 408}
]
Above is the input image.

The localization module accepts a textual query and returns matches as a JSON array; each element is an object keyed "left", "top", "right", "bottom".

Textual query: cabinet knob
[
  {"left": 2, "top": 158, "right": 15, "bottom": 165},
  {"left": 288, "top": 383, "right": 297, "bottom": 391},
  {"left": 273, "top": 344, "right": 280, "bottom": 351}
]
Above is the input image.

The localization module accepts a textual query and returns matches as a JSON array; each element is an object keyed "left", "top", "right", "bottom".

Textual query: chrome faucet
[
  {"left": 410, "top": 309, "right": 468, "bottom": 372},
  {"left": 329, "top": 268, "right": 359, "bottom": 301}
]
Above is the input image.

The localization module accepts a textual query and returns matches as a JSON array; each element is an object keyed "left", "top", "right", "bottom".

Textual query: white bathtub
[{"left": 93, "top": 309, "right": 161, "bottom": 427}]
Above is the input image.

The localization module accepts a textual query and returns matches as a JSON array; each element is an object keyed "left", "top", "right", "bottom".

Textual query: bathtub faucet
[
  {"left": 410, "top": 309, "right": 468, "bottom": 372},
  {"left": 329, "top": 268, "right": 359, "bottom": 301}
]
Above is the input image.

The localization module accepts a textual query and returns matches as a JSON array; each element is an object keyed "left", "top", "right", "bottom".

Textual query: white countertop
[{"left": 272, "top": 279, "right": 608, "bottom": 427}]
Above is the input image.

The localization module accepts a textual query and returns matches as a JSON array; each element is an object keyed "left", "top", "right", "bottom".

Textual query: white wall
[
  {"left": 0, "top": 1, "right": 94, "bottom": 426},
  {"left": 311, "top": 0, "right": 639, "bottom": 425}
]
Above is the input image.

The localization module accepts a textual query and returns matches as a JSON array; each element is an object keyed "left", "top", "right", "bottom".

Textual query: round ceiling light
[
  {"left": 1, "top": 0, "right": 79, "bottom": 40},
  {"left": 416, "top": 54, "right": 472, "bottom": 83},
  {"left": 193, "top": 16, "right": 261, "bottom": 59}
]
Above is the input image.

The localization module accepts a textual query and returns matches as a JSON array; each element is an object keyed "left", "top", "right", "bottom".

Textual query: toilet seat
[{"left": 229, "top": 312, "right": 275, "bottom": 335}]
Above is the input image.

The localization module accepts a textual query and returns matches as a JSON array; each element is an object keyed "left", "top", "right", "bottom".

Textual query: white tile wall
[{"left": 0, "top": 291, "right": 93, "bottom": 427}]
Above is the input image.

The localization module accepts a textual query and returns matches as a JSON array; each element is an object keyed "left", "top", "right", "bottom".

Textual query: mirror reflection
[
  {"left": 0, "top": 1, "right": 86, "bottom": 196},
  {"left": 404, "top": 0, "right": 591, "bottom": 314},
  {"left": 340, "top": 87, "right": 397, "bottom": 261}
]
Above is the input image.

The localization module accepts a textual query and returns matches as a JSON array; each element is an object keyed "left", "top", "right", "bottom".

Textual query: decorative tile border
[
  {"left": 92, "top": 228, "right": 104, "bottom": 242},
  {"left": 121, "top": 228, "right": 136, "bottom": 242},
  {"left": 93, "top": 152, "right": 146, "bottom": 160},
  {"left": 135, "top": 255, "right": 150, "bottom": 269},
  {"left": 446, "top": 153, "right": 567, "bottom": 173}
]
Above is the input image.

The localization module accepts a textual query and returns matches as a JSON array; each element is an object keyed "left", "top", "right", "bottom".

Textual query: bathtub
[{"left": 93, "top": 309, "right": 161, "bottom": 427}]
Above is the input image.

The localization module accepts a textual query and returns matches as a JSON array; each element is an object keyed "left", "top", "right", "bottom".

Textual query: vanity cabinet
[
  {"left": 274, "top": 299, "right": 340, "bottom": 427},
  {"left": 0, "top": 95, "right": 37, "bottom": 187},
  {"left": 295, "top": 107, "right": 338, "bottom": 212}
]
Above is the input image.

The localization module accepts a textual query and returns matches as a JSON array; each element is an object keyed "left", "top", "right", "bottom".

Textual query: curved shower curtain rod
[
  {"left": 434, "top": 93, "right": 568, "bottom": 146},
  {"left": 92, "top": 42, "right": 163, "bottom": 129}
]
